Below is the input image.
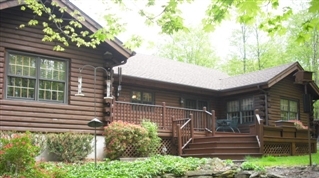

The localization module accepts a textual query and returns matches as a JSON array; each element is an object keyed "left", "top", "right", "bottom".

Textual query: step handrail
[
  {"left": 254, "top": 109, "right": 264, "bottom": 153},
  {"left": 203, "top": 110, "right": 216, "bottom": 136},
  {"left": 174, "top": 114, "right": 194, "bottom": 156}
]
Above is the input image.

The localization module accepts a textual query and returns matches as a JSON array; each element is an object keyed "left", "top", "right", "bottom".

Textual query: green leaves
[
  {"left": 46, "top": 132, "right": 93, "bottom": 163},
  {"left": 309, "top": 0, "right": 319, "bottom": 13}
]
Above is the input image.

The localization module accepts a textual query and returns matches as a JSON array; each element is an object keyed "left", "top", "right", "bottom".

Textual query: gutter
[{"left": 257, "top": 85, "right": 268, "bottom": 125}]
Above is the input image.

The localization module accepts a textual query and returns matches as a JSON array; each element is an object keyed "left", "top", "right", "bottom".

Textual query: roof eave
[
  {"left": 57, "top": 0, "right": 133, "bottom": 60},
  {"left": 267, "top": 62, "right": 300, "bottom": 88},
  {"left": 0, "top": 0, "right": 133, "bottom": 61}
]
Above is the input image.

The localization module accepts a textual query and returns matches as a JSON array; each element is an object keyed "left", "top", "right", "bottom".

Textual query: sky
[
  {"left": 70, "top": 0, "right": 298, "bottom": 58},
  {"left": 71, "top": 0, "right": 234, "bottom": 57}
]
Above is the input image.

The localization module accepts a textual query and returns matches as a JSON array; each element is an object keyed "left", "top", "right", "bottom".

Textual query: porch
[{"left": 108, "top": 101, "right": 317, "bottom": 159}]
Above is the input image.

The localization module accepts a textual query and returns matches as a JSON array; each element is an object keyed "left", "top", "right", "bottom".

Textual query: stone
[
  {"left": 186, "top": 170, "right": 214, "bottom": 177},
  {"left": 266, "top": 173, "right": 285, "bottom": 178},
  {"left": 311, "top": 165, "right": 319, "bottom": 172}
]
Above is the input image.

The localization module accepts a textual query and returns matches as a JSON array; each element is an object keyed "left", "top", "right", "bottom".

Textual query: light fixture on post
[
  {"left": 75, "top": 65, "right": 114, "bottom": 168},
  {"left": 180, "top": 97, "right": 184, "bottom": 104}
]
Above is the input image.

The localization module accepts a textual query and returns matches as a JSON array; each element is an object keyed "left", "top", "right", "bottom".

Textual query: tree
[
  {"left": 156, "top": 28, "right": 220, "bottom": 68},
  {"left": 20, "top": 0, "right": 319, "bottom": 52},
  {"left": 285, "top": 9, "right": 319, "bottom": 119}
]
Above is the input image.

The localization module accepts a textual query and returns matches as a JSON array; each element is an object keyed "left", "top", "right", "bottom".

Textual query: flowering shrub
[
  {"left": 104, "top": 120, "right": 161, "bottom": 159},
  {"left": 0, "top": 131, "right": 40, "bottom": 176},
  {"left": 46, "top": 132, "right": 93, "bottom": 163},
  {"left": 288, "top": 120, "right": 308, "bottom": 129}
]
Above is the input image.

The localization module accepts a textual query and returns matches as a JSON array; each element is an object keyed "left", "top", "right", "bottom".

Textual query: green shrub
[
  {"left": 241, "top": 161, "right": 265, "bottom": 172},
  {"left": 104, "top": 120, "right": 149, "bottom": 160},
  {"left": 46, "top": 132, "right": 93, "bottom": 162},
  {"left": 104, "top": 120, "right": 161, "bottom": 159},
  {"left": 0, "top": 131, "right": 40, "bottom": 175},
  {"left": 139, "top": 120, "right": 161, "bottom": 156}
]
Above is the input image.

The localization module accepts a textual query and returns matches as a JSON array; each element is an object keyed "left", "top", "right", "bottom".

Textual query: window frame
[
  {"left": 131, "top": 90, "right": 154, "bottom": 104},
  {"left": 5, "top": 50, "right": 69, "bottom": 104},
  {"left": 280, "top": 98, "right": 299, "bottom": 120},
  {"left": 184, "top": 98, "right": 210, "bottom": 111},
  {"left": 226, "top": 97, "right": 254, "bottom": 124}
]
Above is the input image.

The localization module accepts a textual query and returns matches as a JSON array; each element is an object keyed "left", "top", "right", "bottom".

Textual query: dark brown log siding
[
  {"left": 214, "top": 91, "right": 263, "bottom": 119},
  {"left": 115, "top": 83, "right": 216, "bottom": 111},
  {"left": 268, "top": 74, "right": 309, "bottom": 126},
  {"left": 0, "top": 7, "right": 114, "bottom": 133}
]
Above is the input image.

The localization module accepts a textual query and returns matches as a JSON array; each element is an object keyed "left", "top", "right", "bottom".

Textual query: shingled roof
[
  {"left": 220, "top": 62, "right": 297, "bottom": 90},
  {"left": 120, "top": 54, "right": 300, "bottom": 91},
  {"left": 121, "top": 54, "right": 229, "bottom": 90}
]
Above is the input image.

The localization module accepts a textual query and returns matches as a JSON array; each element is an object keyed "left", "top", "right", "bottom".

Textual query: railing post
[
  {"left": 255, "top": 109, "right": 264, "bottom": 154},
  {"left": 255, "top": 109, "right": 259, "bottom": 136},
  {"left": 203, "top": 107, "right": 207, "bottom": 132},
  {"left": 112, "top": 99, "right": 116, "bottom": 122},
  {"left": 172, "top": 116, "right": 176, "bottom": 137},
  {"left": 177, "top": 124, "right": 182, "bottom": 156},
  {"left": 212, "top": 110, "right": 216, "bottom": 136},
  {"left": 190, "top": 114, "right": 194, "bottom": 143},
  {"left": 162, "top": 102, "right": 166, "bottom": 129},
  {"left": 259, "top": 120, "right": 264, "bottom": 154}
]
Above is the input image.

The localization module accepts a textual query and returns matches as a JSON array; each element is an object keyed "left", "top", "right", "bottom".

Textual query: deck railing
[
  {"left": 113, "top": 101, "right": 210, "bottom": 130},
  {"left": 254, "top": 109, "right": 264, "bottom": 154},
  {"left": 173, "top": 115, "right": 194, "bottom": 156}
]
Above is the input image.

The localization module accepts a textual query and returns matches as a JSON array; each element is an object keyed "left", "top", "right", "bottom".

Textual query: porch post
[
  {"left": 212, "top": 110, "right": 216, "bottom": 136},
  {"left": 177, "top": 124, "right": 182, "bottom": 156},
  {"left": 203, "top": 107, "right": 207, "bottom": 132},
  {"left": 190, "top": 114, "right": 194, "bottom": 143},
  {"left": 162, "top": 102, "right": 166, "bottom": 129}
]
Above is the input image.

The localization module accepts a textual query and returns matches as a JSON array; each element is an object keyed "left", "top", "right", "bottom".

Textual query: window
[
  {"left": 6, "top": 51, "right": 68, "bottom": 103},
  {"left": 280, "top": 99, "right": 298, "bottom": 120},
  {"left": 131, "top": 91, "right": 153, "bottom": 104},
  {"left": 185, "top": 99, "right": 209, "bottom": 110},
  {"left": 227, "top": 97, "right": 254, "bottom": 124}
]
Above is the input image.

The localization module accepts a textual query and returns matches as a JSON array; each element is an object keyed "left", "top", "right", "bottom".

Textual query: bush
[
  {"left": 46, "top": 132, "right": 93, "bottom": 162},
  {"left": 0, "top": 131, "right": 40, "bottom": 175},
  {"left": 104, "top": 120, "right": 161, "bottom": 159},
  {"left": 139, "top": 120, "right": 161, "bottom": 156},
  {"left": 241, "top": 161, "right": 265, "bottom": 172}
]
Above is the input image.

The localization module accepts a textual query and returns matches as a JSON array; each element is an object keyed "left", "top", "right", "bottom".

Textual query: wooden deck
[{"left": 111, "top": 101, "right": 317, "bottom": 159}]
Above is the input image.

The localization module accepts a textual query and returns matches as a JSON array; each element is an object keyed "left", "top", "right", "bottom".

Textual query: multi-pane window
[
  {"left": 131, "top": 91, "right": 153, "bottom": 104},
  {"left": 280, "top": 99, "right": 298, "bottom": 120},
  {"left": 6, "top": 51, "right": 68, "bottom": 103},
  {"left": 185, "top": 99, "right": 209, "bottom": 110},
  {"left": 227, "top": 97, "right": 254, "bottom": 124}
]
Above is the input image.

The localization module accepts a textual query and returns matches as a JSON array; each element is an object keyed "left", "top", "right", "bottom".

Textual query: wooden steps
[{"left": 181, "top": 135, "right": 262, "bottom": 160}]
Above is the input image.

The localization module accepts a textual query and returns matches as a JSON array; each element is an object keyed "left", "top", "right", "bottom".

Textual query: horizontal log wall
[
  {"left": 268, "top": 75, "right": 309, "bottom": 126},
  {"left": 0, "top": 6, "right": 115, "bottom": 134},
  {"left": 215, "top": 91, "right": 262, "bottom": 119},
  {"left": 115, "top": 84, "right": 216, "bottom": 110}
]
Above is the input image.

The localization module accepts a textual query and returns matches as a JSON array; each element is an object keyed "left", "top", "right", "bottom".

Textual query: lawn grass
[{"left": 245, "top": 152, "right": 319, "bottom": 167}]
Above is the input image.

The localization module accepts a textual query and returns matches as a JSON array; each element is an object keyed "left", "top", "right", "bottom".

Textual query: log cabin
[{"left": 0, "top": 0, "right": 318, "bottom": 159}]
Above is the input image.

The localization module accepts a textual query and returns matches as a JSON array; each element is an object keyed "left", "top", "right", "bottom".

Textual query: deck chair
[{"left": 230, "top": 117, "right": 240, "bottom": 133}]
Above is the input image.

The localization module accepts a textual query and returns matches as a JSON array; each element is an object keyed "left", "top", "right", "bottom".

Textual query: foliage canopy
[{"left": 19, "top": 0, "right": 319, "bottom": 51}]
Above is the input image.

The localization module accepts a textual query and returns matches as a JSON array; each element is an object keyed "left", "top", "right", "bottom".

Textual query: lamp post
[{"left": 75, "top": 65, "right": 113, "bottom": 168}]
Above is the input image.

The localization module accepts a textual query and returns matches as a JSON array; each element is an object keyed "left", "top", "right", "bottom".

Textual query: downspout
[{"left": 257, "top": 85, "right": 269, "bottom": 126}]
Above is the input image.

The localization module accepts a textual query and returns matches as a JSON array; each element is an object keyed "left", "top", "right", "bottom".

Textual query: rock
[
  {"left": 186, "top": 170, "right": 214, "bottom": 177},
  {"left": 208, "top": 158, "right": 227, "bottom": 171},
  {"left": 311, "top": 165, "right": 319, "bottom": 172},
  {"left": 266, "top": 173, "right": 285, "bottom": 178},
  {"left": 249, "top": 171, "right": 261, "bottom": 178},
  {"left": 235, "top": 170, "right": 251, "bottom": 178}
]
